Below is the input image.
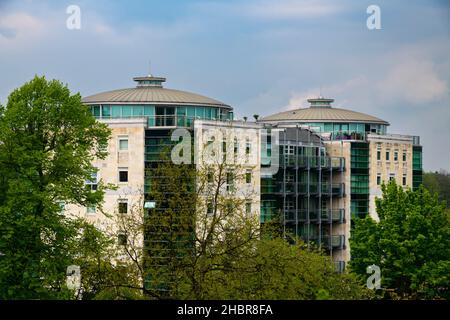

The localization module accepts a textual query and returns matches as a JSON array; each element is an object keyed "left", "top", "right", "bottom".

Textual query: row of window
[
  {"left": 206, "top": 200, "right": 253, "bottom": 215},
  {"left": 376, "top": 150, "right": 407, "bottom": 162},
  {"left": 377, "top": 174, "right": 407, "bottom": 186},
  {"left": 90, "top": 105, "right": 233, "bottom": 123}
]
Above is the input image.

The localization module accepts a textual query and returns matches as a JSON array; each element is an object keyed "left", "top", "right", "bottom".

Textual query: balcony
[
  {"left": 321, "top": 209, "right": 345, "bottom": 223},
  {"left": 261, "top": 182, "right": 345, "bottom": 196},
  {"left": 284, "top": 209, "right": 345, "bottom": 224},
  {"left": 322, "top": 235, "right": 345, "bottom": 249}
]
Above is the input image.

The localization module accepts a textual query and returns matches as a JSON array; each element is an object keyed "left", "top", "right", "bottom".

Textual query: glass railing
[
  {"left": 282, "top": 155, "right": 345, "bottom": 169},
  {"left": 98, "top": 115, "right": 232, "bottom": 127},
  {"left": 261, "top": 182, "right": 344, "bottom": 195},
  {"left": 284, "top": 209, "right": 345, "bottom": 223}
]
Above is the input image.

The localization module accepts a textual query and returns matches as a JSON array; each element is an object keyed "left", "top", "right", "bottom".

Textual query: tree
[
  {"left": 108, "top": 146, "right": 369, "bottom": 300},
  {"left": 423, "top": 170, "right": 450, "bottom": 208},
  {"left": 349, "top": 181, "right": 450, "bottom": 299},
  {"left": 0, "top": 76, "right": 111, "bottom": 299}
]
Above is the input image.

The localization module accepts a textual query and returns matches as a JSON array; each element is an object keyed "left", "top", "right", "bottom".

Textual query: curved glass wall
[
  {"left": 298, "top": 122, "right": 387, "bottom": 140},
  {"left": 89, "top": 104, "right": 233, "bottom": 127}
]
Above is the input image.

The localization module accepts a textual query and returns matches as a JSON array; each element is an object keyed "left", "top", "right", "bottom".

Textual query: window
[
  {"left": 377, "top": 150, "right": 381, "bottom": 161},
  {"left": 234, "top": 138, "right": 239, "bottom": 154},
  {"left": 245, "top": 201, "right": 252, "bottom": 215},
  {"left": 284, "top": 145, "right": 294, "bottom": 155},
  {"left": 403, "top": 175, "right": 407, "bottom": 186},
  {"left": 119, "top": 137, "right": 128, "bottom": 151},
  {"left": 207, "top": 201, "right": 214, "bottom": 215},
  {"left": 403, "top": 152, "right": 407, "bottom": 162},
  {"left": 86, "top": 171, "right": 98, "bottom": 191},
  {"left": 377, "top": 175, "right": 381, "bottom": 185},
  {"left": 207, "top": 171, "right": 214, "bottom": 183},
  {"left": 57, "top": 201, "right": 66, "bottom": 213},
  {"left": 119, "top": 169, "right": 128, "bottom": 182},
  {"left": 118, "top": 233, "right": 127, "bottom": 246},
  {"left": 394, "top": 151, "right": 398, "bottom": 161},
  {"left": 245, "top": 138, "right": 251, "bottom": 155},
  {"left": 389, "top": 174, "right": 395, "bottom": 181},
  {"left": 245, "top": 170, "right": 252, "bottom": 184},
  {"left": 386, "top": 151, "right": 390, "bottom": 161},
  {"left": 118, "top": 200, "right": 128, "bottom": 214},
  {"left": 86, "top": 205, "right": 96, "bottom": 215},
  {"left": 226, "top": 172, "right": 234, "bottom": 192}
]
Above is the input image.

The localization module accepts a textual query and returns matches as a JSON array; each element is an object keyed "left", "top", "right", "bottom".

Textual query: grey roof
[
  {"left": 82, "top": 87, "right": 231, "bottom": 109},
  {"left": 261, "top": 106, "right": 389, "bottom": 125}
]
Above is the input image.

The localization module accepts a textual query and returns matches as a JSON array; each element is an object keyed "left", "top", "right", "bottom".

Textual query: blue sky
[{"left": 0, "top": 0, "right": 449, "bottom": 171}]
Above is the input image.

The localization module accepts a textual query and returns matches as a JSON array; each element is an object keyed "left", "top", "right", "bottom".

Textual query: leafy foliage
[
  {"left": 0, "top": 76, "right": 111, "bottom": 299},
  {"left": 349, "top": 181, "right": 450, "bottom": 299}
]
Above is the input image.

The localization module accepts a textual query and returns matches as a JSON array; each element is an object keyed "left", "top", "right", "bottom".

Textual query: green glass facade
[
  {"left": 350, "top": 142, "right": 369, "bottom": 219},
  {"left": 413, "top": 146, "right": 423, "bottom": 190},
  {"left": 90, "top": 104, "right": 233, "bottom": 127}
]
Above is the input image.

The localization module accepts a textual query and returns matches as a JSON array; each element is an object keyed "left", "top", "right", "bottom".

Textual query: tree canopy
[
  {"left": 0, "top": 76, "right": 111, "bottom": 299},
  {"left": 349, "top": 181, "right": 450, "bottom": 299}
]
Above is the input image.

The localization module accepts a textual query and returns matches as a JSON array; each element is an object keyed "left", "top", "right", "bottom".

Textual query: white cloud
[
  {"left": 0, "top": 12, "right": 46, "bottom": 42},
  {"left": 285, "top": 76, "right": 368, "bottom": 110},
  {"left": 243, "top": 0, "right": 342, "bottom": 20},
  {"left": 378, "top": 58, "right": 448, "bottom": 104}
]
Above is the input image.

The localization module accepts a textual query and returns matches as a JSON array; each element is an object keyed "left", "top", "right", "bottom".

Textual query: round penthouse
[
  {"left": 83, "top": 74, "right": 233, "bottom": 127},
  {"left": 261, "top": 97, "right": 389, "bottom": 140}
]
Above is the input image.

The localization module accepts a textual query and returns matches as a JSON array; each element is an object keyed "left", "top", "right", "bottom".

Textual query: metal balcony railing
[
  {"left": 284, "top": 209, "right": 345, "bottom": 223},
  {"left": 282, "top": 156, "right": 345, "bottom": 170}
]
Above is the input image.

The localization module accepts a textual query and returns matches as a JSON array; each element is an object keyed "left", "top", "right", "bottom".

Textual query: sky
[{"left": 0, "top": 0, "right": 449, "bottom": 171}]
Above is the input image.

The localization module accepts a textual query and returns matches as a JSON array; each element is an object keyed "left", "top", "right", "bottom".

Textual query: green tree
[
  {"left": 0, "top": 76, "right": 111, "bottom": 299},
  {"left": 349, "top": 181, "right": 450, "bottom": 299},
  {"left": 423, "top": 170, "right": 450, "bottom": 208},
  {"left": 114, "top": 148, "right": 369, "bottom": 300}
]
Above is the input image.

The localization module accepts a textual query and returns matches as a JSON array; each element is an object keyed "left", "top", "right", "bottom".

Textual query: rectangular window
[
  {"left": 119, "top": 137, "right": 128, "bottom": 151},
  {"left": 377, "top": 150, "right": 381, "bottom": 161},
  {"left": 132, "top": 105, "right": 144, "bottom": 117},
  {"left": 403, "top": 175, "right": 407, "bottom": 186},
  {"left": 245, "top": 201, "right": 252, "bottom": 215},
  {"left": 394, "top": 151, "right": 398, "bottom": 161},
  {"left": 284, "top": 145, "right": 294, "bottom": 155},
  {"left": 245, "top": 170, "right": 252, "bottom": 184},
  {"left": 386, "top": 151, "right": 390, "bottom": 161},
  {"left": 119, "top": 169, "right": 128, "bottom": 182},
  {"left": 122, "top": 105, "right": 132, "bottom": 117},
  {"left": 389, "top": 174, "right": 395, "bottom": 181},
  {"left": 234, "top": 139, "right": 239, "bottom": 154},
  {"left": 118, "top": 233, "right": 127, "bottom": 246},
  {"left": 403, "top": 152, "right": 407, "bottom": 162},
  {"left": 91, "top": 105, "right": 100, "bottom": 117},
  {"left": 86, "top": 205, "right": 96, "bottom": 215},
  {"left": 111, "top": 105, "right": 121, "bottom": 118},
  {"left": 226, "top": 172, "right": 234, "bottom": 192},
  {"left": 207, "top": 201, "right": 214, "bottom": 215},
  {"left": 86, "top": 171, "right": 98, "bottom": 191},
  {"left": 118, "top": 200, "right": 128, "bottom": 214},
  {"left": 207, "top": 171, "right": 214, "bottom": 183},
  {"left": 246, "top": 139, "right": 251, "bottom": 155},
  {"left": 101, "top": 105, "right": 111, "bottom": 118},
  {"left": 377, "top": 175, "right": 381, "bottom": 185}
]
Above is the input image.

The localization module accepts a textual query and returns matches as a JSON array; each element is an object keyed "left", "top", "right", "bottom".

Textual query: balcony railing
[
  {"left": 98, "top": 115, "right": 232, "bottom": 127},
  {"left": 284, "top": 209, "right": 345, "bottom": 223},
  {"left": 261, "top": 182, "right": 344, "bottom": 196},
  {"left": 282, "top": 155, "right": 345, "bottom": 170},
  {"left": 301, "top": 235, "right": 345, "bottom": 249}
]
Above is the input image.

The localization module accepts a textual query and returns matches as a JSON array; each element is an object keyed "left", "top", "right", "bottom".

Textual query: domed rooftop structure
[
  {"left": 82, "top": 75, "right": 231, "bottom": 109},
  {"left": 261, "top": 97, "right": 389, "bottom": 125}
]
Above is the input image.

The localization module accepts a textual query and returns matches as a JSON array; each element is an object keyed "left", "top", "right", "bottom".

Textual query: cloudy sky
[{"left": 0, "top": 0, "right": 449, "bottom": 171}]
